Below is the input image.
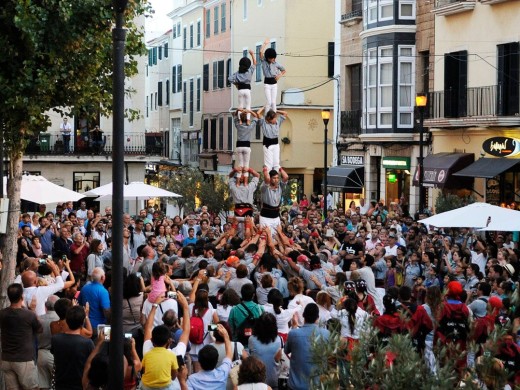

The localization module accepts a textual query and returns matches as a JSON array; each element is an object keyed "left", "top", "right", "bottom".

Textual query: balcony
[
  {"left": 340, "top": 110, "right": 362, "bottom": 137},
  {"left": 433, "top": 0, "right": 476, "bottom": 16},
  {"left": 340, "top": 0, "right": 362, "bottom": 26},
  {"left": 423, "top": 85, "right": 520, "bottom": 128},
  {"left": 24, "top": 131, "right": 166, "bottom": 157},
  {"left": 480, "top": 0, "right": 511, "bottom": 4}
]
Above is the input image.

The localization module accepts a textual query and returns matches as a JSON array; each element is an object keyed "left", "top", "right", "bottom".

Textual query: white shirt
[
  {"left": 264, "top": 304, "right": 298, "bottom": 334},
  {"left": 24, "top": 276, "right": 64, "bottom": 316},
  {"left": 60, "top": 122, "right": 72, "bottom": 135},
  {"left": 288, "top": 294, "right": 315, "bottom": 326},
  {"left": 471, "top": 251, "right": 487, "bottom": 275},
  {"left": 141, "top": 298, "right": 179, "bottom": 327},
  {"left": 384, "top": 244, "right": 398, "bottom": 257},
  {"left": 333, "top": 307, "right": 369, "bottom": 339}
]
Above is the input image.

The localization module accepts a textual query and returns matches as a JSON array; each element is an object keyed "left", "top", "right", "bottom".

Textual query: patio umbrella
[
  {"left": 95, "top": 182, "right": 181, "bottom": 201},
  {"left": 83, "top": 182, "right": 113, "bottom": 197},
  {"left": 419, "top": 202, "right": 520, "bottom": 230},
  {"left": 3, "top": 175, "right": 84, "bottom": 204}
]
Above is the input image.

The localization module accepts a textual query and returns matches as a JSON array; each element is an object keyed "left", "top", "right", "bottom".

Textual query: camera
[
  {"left": 176, "top": 355, "right": 185, "bottom": 366},
  {"left": 124, "top": 333, "right": 132, "bottom": 339},
  {"left": 62, "top": 255, "right": 67, "bottom": 260},
  {"left": 97, "top": 324, "right": 111, "bottom": 341},
  {"left": 167, "top": 291, "right": 177, "bottom": 299},
  {"left": 136, "top": 272, "right": 142, "bottom": 279},
  {"left": 208, "top": 324, "right": 218, "bottom": 331},
  {"left": 39, "top": 259, "right": 46, "bottom": 265}
]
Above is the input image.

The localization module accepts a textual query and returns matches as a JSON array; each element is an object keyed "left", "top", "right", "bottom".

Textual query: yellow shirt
[{"left": 142, "top": 347, "right": 178, "bottom": 387}]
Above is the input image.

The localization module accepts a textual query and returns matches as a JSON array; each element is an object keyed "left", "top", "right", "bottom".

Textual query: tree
[
  {"left": 164, "top": 167, "right": 205, "bottom": 216},
  {"left": 0, "top": 0, "right": 149, "bottom": 308},
  {"left": 198, "top": 174, "right": 234, "bottom": 217}
]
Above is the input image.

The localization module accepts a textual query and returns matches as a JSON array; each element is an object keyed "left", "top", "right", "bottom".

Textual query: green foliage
[
  {"left": 435, "top": 193, "right": 476, "bottom": 214},
  {"left": 164, "top": 167, "right": 205, "bottom": 215},
  {"left": 310, "top": 320, "right": 511, "bottom": 390},
  {"left": 0, "top": 0, "right": 150, "bottom": 154},
  {"left": 198, "top": 174, "right": 233, "bottom": 216}
]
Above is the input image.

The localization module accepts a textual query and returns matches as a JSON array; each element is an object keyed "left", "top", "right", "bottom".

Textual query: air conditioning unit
[{"left": 369, "top": 145, "right": 382, "bottom": 156}]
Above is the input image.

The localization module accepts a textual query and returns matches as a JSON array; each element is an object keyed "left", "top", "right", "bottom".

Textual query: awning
[
  {"left": 412, "top": 153, "right": 474, "bottom": 189},
  {"left": 326, "top": 165, "right": 364, "bottom": 193},
  {"left": 453, "top": 158, "right": 520, "bottom": 178}
]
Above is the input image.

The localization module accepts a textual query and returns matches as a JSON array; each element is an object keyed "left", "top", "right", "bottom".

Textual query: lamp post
[
  {"left": 110, "top": 1, "right": 128, "bottom": 389},
  {"left": 321, "top": 109, "right": 330, "bottom": 220},
  {"left": 416, "top": 94, "right": 427, "bottom": 215}
]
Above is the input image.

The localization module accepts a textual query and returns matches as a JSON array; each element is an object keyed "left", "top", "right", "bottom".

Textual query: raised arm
[
  {"left": 249, "top": 49, "right": 257, "bottom": 66},
  {"left": 276, "top": 110, "right": 288, "bottom": 118},
  {"left": 263, "top": 167, "right": 271, "bottom": 185},
  {"left": 256, "top": 107, "right": 265, "bottom": 118},
  {"left": 279, "top": 167, "right": 289, "bottom": 183},
  {"left": 259, "top": 38, "right": 270, "bottom": 60}
]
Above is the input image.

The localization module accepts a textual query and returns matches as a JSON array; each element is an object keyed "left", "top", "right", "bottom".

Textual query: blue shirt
[
  {"left": 78, "top": 281, "right": 110, "bottom": 329},
  {"left": 249, "top": 336, "right": 283, "bottom": 388},
  {"left": 182, "top": 236, "right": 198, "bottom": 247},
  {"left": 34, "top": 227, "right": 55, "bottom": 255},
  {"left": 284, "top": 324, "right": 329, "bottom": 390},
  {"left": 187, "top": 357, "right": 231, "bottom": 390}
]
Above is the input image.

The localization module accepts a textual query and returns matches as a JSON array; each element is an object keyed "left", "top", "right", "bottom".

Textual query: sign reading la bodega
[{"left": 482, "top": 137, "right": 520, "bottom": 158}]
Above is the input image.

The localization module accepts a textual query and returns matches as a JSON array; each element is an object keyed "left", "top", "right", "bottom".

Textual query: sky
[{"left": 145, "top": 0, "right": 173, "bottom": 41}]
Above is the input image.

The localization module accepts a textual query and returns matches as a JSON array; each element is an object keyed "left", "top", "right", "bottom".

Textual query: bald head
[
  {"left": 143, "top": 246, "right": 154, "bottom": 259},
  {"left": 45, "top": 295, "right": 60, "bottom": 311},
  {"left": 21, "top": 271, "right": 37, "bottom": 288}
]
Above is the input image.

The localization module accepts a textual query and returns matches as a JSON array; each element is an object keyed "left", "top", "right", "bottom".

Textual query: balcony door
[
  {"left": 497, "top": 42, "right": 519, "bottom": 116},
  {"left": 444, "top": 51, "right": 467, "bottom": 118}
]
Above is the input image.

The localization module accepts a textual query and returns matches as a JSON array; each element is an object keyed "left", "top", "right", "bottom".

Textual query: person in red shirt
[{"left": 69, "top": 232, "right": 89, "bottom": 275}]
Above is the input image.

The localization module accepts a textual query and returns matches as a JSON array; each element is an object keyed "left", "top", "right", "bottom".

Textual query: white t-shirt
[
  {"left": 288, "top": 294, "right": 315, "bottom": 326},
  {"left": 333, "top": 306, "right": 369, "bottom": 339},
  {"left": 142, "top": 298, "right": 179, "bottom": 327},
  {"left": 216, "top": 304, "right": 233, "bottom": 322},
  {"left": 263, "top": 304, "right": 298, "bottom": 334}
]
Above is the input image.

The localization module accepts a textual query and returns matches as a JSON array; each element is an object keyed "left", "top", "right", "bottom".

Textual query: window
[
  {"left": 146, "top": 96, "right": 149, "bottom": 117},
  {"left": 196, "top": 77, "right": 201, "bottom": 112},
  {"left": 183, "top": 27, "right": 187, "bottom": 50},
  {"left": 206, "top": 9, "right": 211, "bottom": 38},
  {"left": 172, "top": 66, "right": 177, "bottom": 93},
  {"left": 150, "top": 94, "right": 153, "bottom": 111},
  {"left": 164, "top": 43, "right": 168, "bottom": 58},
  {"left": 255, "top": 44, "right": 262, "bottom": 82},
  {"left": 210, "top": 119, "right": 217, "bottom": 150},
  {"left": 203, "top": 64, "right": 209, "bottom": 92},
  {"left": 399, "top": 0, "right": 415, "bottom": 19},
  {"left": 159, "top": 46, "right": 162, "bottom": 60},
  {"left": 166, "top": 80, "right": 170, "bottom": 105},
  {"left": 221, "top": 3, "right": 226, "bottom": 32},
  {"left": 73, "top": 172, "right": 100, "bottom": 194},
  {"left": 177, "top": 65, "right": 182, "bottom": 92},
  {"left": 243, "top": 0, "right": 248, "bottom": 19},
  {"left": 173, "top": 26, "right": 177, "bottom": 39},
  {"left": 153, "top": 47, "right": 157, "bottom": 65},
  {"left": 227, "top": 117, "right": 233, "bottom": 150},
  {"left": 197, "top": 20, "right": 201, "bottom": 46},
  {"left": 190, "top": 24, "right": 194, "bottom": 49},
  {"left": 154, "top": 92, "right": 158, "bottom": 110},
  {"left": 364, "top": 48, "right": 377, "bottom": 128},
  {"left": 497, "top": 43, "right": 520, "bottom": 116},
  {"left": 397, "top": 46, "right": 415, "bottom": 127},
  {"left": 158, "top": 81, "right": 163, "bottom": 106},
  {"left": 148, "top": 49, "right": 153, "bottom": 66},
  {"left": 226, "top": 58, "right": 232, "bottom": 87},
  {"left": 379, "top": 0, "right": 393, "bottom": 21},
  {"left": 203, "top": 119, "right": 209, "bottom": 150},
  {"left": 177, "top": 23, "right": 181, "bottom": 37},
  {"left": 189, "top": 79, "right": 194, "bottom": 126},
  {"left": 183, "top": 81, "right": 187, "bottom": 114},
  {"left": 378, "top": 46, "right": 393, "bottom": 127},
  {"left": 365, "top": 0, "right": 377, "bottom": 24},
  {"left": 218, "top": 60, "right": 225, "bottom": 89},
  {"left": 328, "top": 42, "right": 334, "bottom": 78},
  {"left": 444, "top": 51, "right": 468, "bottom": 118},
  {"left": 214, "top": 6, "right": 219, "bottom": 35},
  {"left": 213, "top": 62, "right": 218, "bottom": 90},
  {"left": 218, "top": 117, "right": 224, "bottom": 150}
]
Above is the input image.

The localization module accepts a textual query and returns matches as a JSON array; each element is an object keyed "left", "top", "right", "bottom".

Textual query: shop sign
[
  {"left": 486, "top": 178, "right": 501, "bottom": 205},
  {"left": 341, "top": 155, "right": 364, "bottom": 166},
  {"left": 382, "top": 156, "right": 410, "bottom": 170},
  {"left": 482, "top": 137, "right": 520, "bottom": 158}
]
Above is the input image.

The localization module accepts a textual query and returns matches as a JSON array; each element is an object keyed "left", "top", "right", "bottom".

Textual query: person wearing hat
[
  {"left": 435, "top": 281, "right": 470, "bottom": 373},
  {"left": 285, "top": 254, "right": 330, "bottom": 291}
]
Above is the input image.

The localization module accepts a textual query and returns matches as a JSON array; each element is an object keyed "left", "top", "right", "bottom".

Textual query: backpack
[
  {"left": 189, "top": 307, "right": 208, "bottom": 345},
  {"left": 438, "top": 304, "right": 468, "bottom": 342},
  {"left": 236, "top": 303, "right": 256, "bottom": 345}
]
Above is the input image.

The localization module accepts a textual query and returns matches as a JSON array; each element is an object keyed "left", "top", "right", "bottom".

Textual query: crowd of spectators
[{"left": 1, "top": 196, "right": 520, "bottom": 389}]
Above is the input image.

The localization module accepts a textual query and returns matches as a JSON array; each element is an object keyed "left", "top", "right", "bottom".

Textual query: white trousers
[
  {"left": 235, "top": 146, "right": 251, "bottom": 176},
  {"left": 259, "top": 215, "right": 281, "bottom": 237},
  {"left": 237, "top": 89, "right": 252, "bottom": 120},
  {"left": 263, "top": 144, "right": 280, "bottom": 171},
  {"left": 264, "top": 83, "right": 277, "bottom": 112}
]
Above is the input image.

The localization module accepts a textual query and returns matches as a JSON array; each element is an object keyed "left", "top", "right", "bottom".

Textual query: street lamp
[
  {"left": 416, "top": 93, "right": 427, "bottom": 215},
  {"left": 321, "top": 109, "right": 330, "bottom": 220},
  {"left": 110, "top": 1, "right": 128, "bottom": 388}
]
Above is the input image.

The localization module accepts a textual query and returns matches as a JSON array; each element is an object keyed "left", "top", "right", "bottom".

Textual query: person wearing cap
[
  {"left": 435, "top": 281, "right": 470, "bottom": 373},
  {"left": 285, "top": 254, "right": 330, "bottom": 291}
]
